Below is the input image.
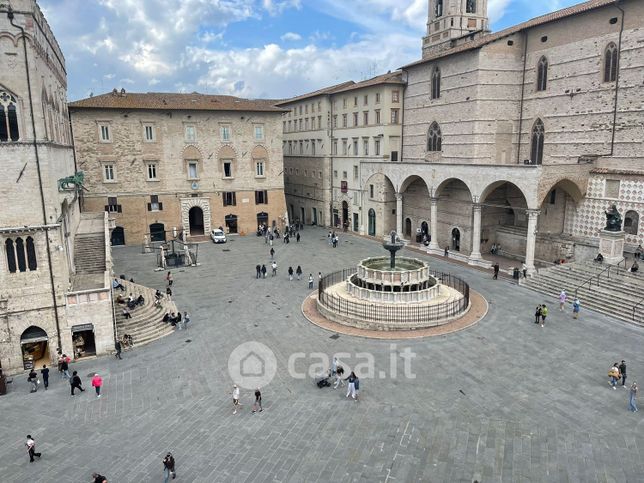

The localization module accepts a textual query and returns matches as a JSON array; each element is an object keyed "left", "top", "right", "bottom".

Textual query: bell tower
[{"left": 422, "top": 0, "right": 489, "bottom": 58}]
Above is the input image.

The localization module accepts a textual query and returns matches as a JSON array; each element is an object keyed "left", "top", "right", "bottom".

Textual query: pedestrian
[
  {"left": 354, "top": 375, "right": 360, "bottom": 401},
  {"left": 334, "top": 365, "right": 345, "bottom": 388},
  {"left": 252, "top": 388, "right": 263, "bottom": 413},
  {"left": 122, "top": 308, "right": 132, "bottom": 319},
  {"left": 288, "top": 266, "right": 293, "bottom": 281},
  {"left": 269, "top": 234, "right": 273, "bottom": 246},
  {"left": 559, "top": 290, "right": 567, "bottom": 311},
  {"left": 608, "top": 363, "right": 620, "bottom": 389},
  {"left": 270, "top": 247, "right": 275, "bottom": 259},
  {"left": 91, "top": 472, "right": 108, "bottom": 483},
  {"left": 493, "top": 263, "right": 500, "bottom": 280},
  {"left": 540, "top": 304, "right": 548, "bottom": 327},
  {"left": 70, "top": 370, "right": 85, "bottom": 396},
  {"left": 619, "top": 360, "right": 627, "bottom": 387},
  {"left": 255, "top": 264, "right": 261, "bottom": 279},
  {"left": 444, "top": 246, "right": 449, "bottom": 257},
  {"left": 271, "top": 260, "right": 277, "bottom": 277},
  {"left": 328, "top": 231, "right": 332, "bottom": 245},
  {"left": 570, "top": 298, "right": 580, "bottom": 319},
  {"left": 163, "top": 452, "right": 176, "bottom": 482},
  {"left": 27, "top": 368, "right": 38, "bottom": 393},
  {"left": 261, "top": 264, "right": 267, "bottom": 278},
  {"left": 91, "top": 373, "right": 103, "bottom": 398},
  {"left": 345, "top": 371, "right": 357, "bottom": 399},
  {"left": 183, "top": 311, "right": 190, "bottom": 330},
  {"left": 232, "top": 384, "right": 241, "bottom": 414},
  {"left": 165, "top": 286, "right": 172, "bottom": 300},
  {"left": 308, "top": 274, "right": 314, "bottom": 289},
  {"left": 166, "top": 271, "right": 173, "bottom": 286},
  {"left": 296, "top": 265, "right": 302, "bottom": 281},
  {"left": 332, "top": 235, "right": 338, "bottom": 248},
  {"left": 296, "top": 232, "right": 301, "bottom": 243},
  {"left": 115, "top": 340, "right": 122, "bottom": 359},
  {"left": 534, "top": 305, "right": 542, "bottom": 324},
  {"left": 318, "top": 272, "right": 322, "bottom": 286},
  {"left": 629, "top": 382, "right": 638, "bottom": 412},
  {"left": 522, "top": 263, "right": 528, "bottom": 279},
  {"left": 40, "top": 364, "right": 49, "bottom": 390},
  {"left": 25, "top": 435, "right": 41, "bottom": 463},
  {"left": 331, "top": 356, "right": 338, "bottom": 375},
  {"left": 57, "top": 352, "right": 64, "bottom": 377}
]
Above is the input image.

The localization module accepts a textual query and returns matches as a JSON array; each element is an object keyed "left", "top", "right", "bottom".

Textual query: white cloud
[
  {"left": 489, "top": 0, "right": 513, "bottom": 25},
  {"left": 263, "top": 0, "right": 302, "bottom": 16},
  {"left": 281, "top": 32, "right": 302, "bottom": 42}
]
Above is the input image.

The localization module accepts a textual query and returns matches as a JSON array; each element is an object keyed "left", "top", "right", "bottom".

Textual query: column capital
[
  {"left": 471, "top": 203, "right": 482, "bottom": 211},
  {"left": 395, "top": 192, "right": 403, "bottom": 200},
  {"left": 526, "top": 209, "right": 540, "bottom": 218},
  {"left": 430, "top": 197, "right": 439, "bottom": 204}
]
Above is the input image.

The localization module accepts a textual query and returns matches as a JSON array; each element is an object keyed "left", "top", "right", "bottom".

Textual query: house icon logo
[{"left": 228, "top": 341, "right": 277, "bottom": 389}]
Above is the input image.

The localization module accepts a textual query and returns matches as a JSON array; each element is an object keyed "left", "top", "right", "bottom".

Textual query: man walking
[
  {"left": 114, "top": 340, "right": 122, "bottom": 360},
  {"left": 629, "top": 382, "right": 638, "bottom": 412},
  {"left": 91, "top": 373, "right": 103, "bottom": 398},
  {"left": 559, "top": 290, "right": 567, "bottom": 311},
  {"left": 255, "top": 264, "right": 261, "bottom": 279},
  {"left": 70, "top": 370, "right": 85, "bottom": 396},
  {"left": 619, "top": 360, "right": 627, "bottom": 387},
  {"left": 40, "top": 364, "right": 49, "bottom": 390},
  {"left": 163, "top": 452, "right": 176, "bottom": 482},
  {"left": 25, "top": 435, "right": 41, "bottom": 463},
  {"left": 296, "top": 265, "right": 302, "bottom": 281},
  {"left": 232, "top": 384, "right": 241, "bottom": 414},
  {"left": 288, "top": 266, "right": 294, "bottom": 281},
  {"left": 334, "top": 365, "right": 345, "bottom": 389},
  {"left": 27, "top": 368, "right": 38, "bottom": 393},
  {"left": 493, "top": 263, "right": 500, "bottom": 280},
  {"left": 296, "top": 232, "right": 301, "bottom": 243},
  {"left": 183, "top": 311, "right": 190, "bottom": 330},
  {"left": 61, "top": 355, "right": 71, "bottom": 380},
  {"left": 572, "top": 298, "right": 581, "bottom": 319},
  {"left": 270, "top": 247, "right": 275, "bottom": 260},
  {"left": 271, "top": 260, "right": 277, "bottom": 277},
  {"left": 308, "top": 274, "right": 314, "bottom": 289},
  {"left": 261, "top": 264, "right": 267, "bottom": 278},
  {"left": 252, "top": 388, "right": 263, "bottom": 413},
  {"left": 540, "top": 304, "right": 548, "bottom": 327}
]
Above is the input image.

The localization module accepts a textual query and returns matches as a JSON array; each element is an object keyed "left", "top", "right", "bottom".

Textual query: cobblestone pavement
[{"left": 2, "top": 227, "right": 644, "bottom": 482}]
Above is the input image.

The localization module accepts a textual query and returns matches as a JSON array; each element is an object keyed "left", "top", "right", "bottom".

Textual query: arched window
[
  {"left": 15, "top": 237, "right": 26, "bottom": 272},
  {"left": 427, "top": 122, "right": 442, "bottom": 152},
  {"left": 537, "top": 56, "right": 548, "bottom": 91},
  {"left": 530, "top": 119, "right": 545, "bottom": 164},
  {"left": 431, "top": 67, "right": 441, "bottom": 99},
  {"left": 604, "top": 43, "right": 618, "bottom": 82},
  {"left": 0, "top": 91, "right": 20, "bottom": 142},
  {"left": 435, "top": 0, "right": 443, "bottom": 17},
  {"left": 26, "top": 236, "right": 37, "bottom": 270},
  {"left": 466, "top": 0, "right": 476, "bottom": 14},
  {"left": 624, "top": 210, "right": 639, "bottom": 235},
  {"left": 5, "top": 239, "right": 16, "bottom": 273}
]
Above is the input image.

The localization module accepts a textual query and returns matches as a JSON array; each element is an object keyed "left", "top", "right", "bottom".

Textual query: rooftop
[{"left": 275, "top": 81, "right": 355, "bottom": 106}]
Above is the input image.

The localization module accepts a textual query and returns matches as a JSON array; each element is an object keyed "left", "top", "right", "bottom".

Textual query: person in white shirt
[{"left": 232, "top": 384, "right": 241, "bottom": 414}]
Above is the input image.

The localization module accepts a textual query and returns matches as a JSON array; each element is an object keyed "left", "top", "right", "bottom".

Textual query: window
[
  {"left": 222, "top": 160, "right": 233, "bottom": 178},
  {"left": 363, "top": 139, "right": 369, "bottom": 155},
  {"left": 146, "top": 162, "right": 158, "bottom": 181},
  {"left": 318, "top": 101, "right": 321, "bottom": 111},
  {"left": 254, "top": 125, "right": 264, "bottom": 140},
  {"left": 105, "top": 196, "right": 122, "bottom": 213},
  {"left": 0, "top": 91, "right": 20, "bottom": 141},
  {"left": 369, "top": 184, "right": 374, "bottom": 198},
  {"left": 299, "top": 140, "right": 303, "bottom": 154},
  {"left": 342, "top": 114, "right": 347, "bottom": 127},
  {"left": 352, "top": 112, "right": 358, "bottom": 126},
  {"left": 427, "top": 122, "right": 442, "bottom": 151},
  {"left": 363, "top": 95, "right": 368, "bottom": 105},
  {"left": 332, "top": 140, "right": 338, "bottom": 155},
  {"left": 530, "top": 119, "right": 545, "bottom": 164},
  {"left": 255, "top": 190, "right": 268, "bottom": 204},
  {"left": 305, "top": 118, "right": 309, "bottom": 130},
  {"left": 184, "top": 125, "right": 196, "bottom": 142},
  {"left": 342, "top": 171, "right": 347, "bottom": 179},
  {"left": 352, "top": 139, "right": 358, "bottom": 155},
  {"left": 223, "top": 192, "right": 236, "bottom": 206},
  {"left": 466, "top": 0, "right": 476, "bottom": 13},
  {"left": 375, "top": 92, "right": 380, "bottom": 104},
  {"left": 283, "top": 121, "right": 286, "bottom": 132},
  {"left": 317, "top": 116, "right": 322, "bottom": 129},
  {"left": 187, "top": 161, "right": 199, "bottom": 179},
  {"left": 375, "top": 110, "right": 381, "bottom": 124},
  {"left": 604, "top": 179, "right": 620, "bottom": 198},
  {"left": 431, "top": 67, "right": 441, "bottom": 99},
  {"left": 354, "top": 96, "right": 358, "bottom": 107},
  {"left": 342, "top": 140, "right": 348, "bottom": 155},
  {"left": 604, "top": 42, "right": 618, "bottom": 82},
  {"left": 624, "top": 210, "right": 639, "bottom": 235},
  {"left": 549, "top": 189, "right": 556, "bottom": 205},
  {"left": 363, "top": 111, "right": 369, "bottom": 125},
  {"left": 305, "top": 104, "right": 308, "bottom": 114},
  {"left": 537, "top": 56, "right": 548, "bottom": 91},
  {"left": 147, "top": 194, "right": 163, "bottom": 211},
  {"left": 255, "top": 160, "right": 265, "bottom": 177},
  {"left": 5, "top": 237, "right": 37, "bottom": 273},
  {"left": 353, "top": 165, "right": 359, "bottom": 180},
  {"left": 304, "top": 169, "right": 308, "bottom": 177},
  {"left": 333, "top": 115, "right": 338, "bottom": 128},
  {"left": 435, "top": 0, "right": 443, "bottom": 17},
  {"left": 391, "top": 151, "right": 399, "bottom": 162},
  {"left": 333, "top": 170, "right": 338, "bottom": 178},
  {"left": 220, "top": 125, "right": 232, "bottom": 141},
  {"left": 299, "top": 119, "right": 303, "bottom": 130},
  {"left": 143, "top": 124, "right": 155, "bottom": 142},
  {"left": 99, "top": 123, "right": 111, "bottom": 142},
  {"left": 374, "top": 139, "right": 381, "bottom": 155},
  {"left": 299, "top": 106, "right": 302, "bottom": 115},
  {"left": 391, "top": 109, "right": 399, "bottom": 124},
  {"left": 103, "top": 163, "right": 115, "bottom": 182},
  {"left": 392, "top": 90, "right": 400, "bottom": 103},
  {"left": 311, "top": 140, "right": 316, "bottom": 155},
  {"left": 342, "top": 98, "right": 347, "bottom": 109}
]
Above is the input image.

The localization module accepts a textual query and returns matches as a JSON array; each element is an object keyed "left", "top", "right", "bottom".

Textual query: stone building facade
[
  {"left": 362, "top": 0, "right": 644, "bottom": 272},
  {"left": 69, "top": 92, "right": 288, "bottom": 245},
  {"left": 278, "top": 72, "right": 404, "bottom": 232},
  {"left": 0, "top": 0, "right": 114, "bottom": 375}
]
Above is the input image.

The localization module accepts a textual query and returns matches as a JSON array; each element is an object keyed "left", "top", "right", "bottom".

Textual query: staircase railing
[
  {"left": 574, "top": 259, "right": 626, "bottom": 298},
  {"left": 633, "top": 297, "right": 644, "bottom": 322}
]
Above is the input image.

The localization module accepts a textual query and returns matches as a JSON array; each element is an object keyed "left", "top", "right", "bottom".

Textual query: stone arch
[
  {"left": 434, "top": 177, "right": 474, "bottom": 201},
  {"left": 182, "top": 144, "right": 203, "bottom": 160},
  {"left": 363, "top": 172, "right": 396, "bottom": 238},
  {"left": 538, "top": 178, "right": 584, "bottom": 206},
  {"left": 251, "top": 144, "right": 269, "bottom": 176},
  {"left": 624, "top": 210, "right": 639, "bottom": 236},
  {"left": 217, "top": 144, "right": 238, "bottom": 159},
  {"left": 400, "top": 175, "right": 431, "bottom": 240},
  {"left": 479, "top": 180, "right": 529, "bottom": 205},
  {"left": 180, "top": 197, "right": 211, "bottom": 237},
  {"left": 0, "top": 32, "right": 20, "bottom": 48}
]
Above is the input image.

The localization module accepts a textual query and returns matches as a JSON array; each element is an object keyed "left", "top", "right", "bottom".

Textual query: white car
[{"left": 210, "top": 229, "right": 227, "bottom": 243}]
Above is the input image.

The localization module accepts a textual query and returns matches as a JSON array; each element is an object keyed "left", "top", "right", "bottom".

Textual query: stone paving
[{"left": 2, "top": 227, "right": 644, "bottom": 482}]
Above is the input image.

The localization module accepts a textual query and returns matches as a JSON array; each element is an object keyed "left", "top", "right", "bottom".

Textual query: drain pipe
[
  {"left": 515, "top": 30, "right": 528, "bottom": 164},
  {"left": 8, "top": 8, "right": 63, "bottom": 351}
]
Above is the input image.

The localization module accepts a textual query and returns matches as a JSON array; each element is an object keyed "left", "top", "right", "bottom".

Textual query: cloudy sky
[{"left": 39, "top": 0, "right": 581, "bottom": 101}]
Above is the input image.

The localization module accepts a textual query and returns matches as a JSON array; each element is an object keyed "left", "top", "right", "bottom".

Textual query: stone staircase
[
  {"left": 520, "top": 261, "right": 644, "bottom": 325},
  {"left": 74, "top": 234, "right": 106, "bottom": 273},
  {"left": 114, "top": 281, "right": 178, "bottom": 348}
]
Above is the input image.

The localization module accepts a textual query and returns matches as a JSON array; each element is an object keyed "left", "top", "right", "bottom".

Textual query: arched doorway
[
  {"left": 405, "top": 218, "right": 412, "bottom": 238},
  {"left": 451, "top": 228, "right": 461, "bottom": 251},
  {"left": 111, "top": 226, "right": 125, "bottom": 246},
  {"left": 342, "top": 201, "right": 349, "bottom": 230},
  {"left": 20, "top": 326, "right": 50, "bottom": 370},
  {"left": 189, "top": 207, "right": 205, "bottom": 235},
  {"left": 149, "top": 223, "right": 166, "bottom": 242},
  {"left": 257, "top": 212, "right": 268, "bottom": 229},
  {"left": 368, "top": 209, "right": 376, "bottom": 236},
  {"left": 624, "top": 210, "right": 639, "bottom": 235},
  {"left": 225, "top": 214, "right": 238, "bottom": 234}
]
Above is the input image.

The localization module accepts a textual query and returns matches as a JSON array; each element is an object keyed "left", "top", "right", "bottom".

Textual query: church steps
[{"left": 74, "top": 234, "right": 106, "bottom": 274}]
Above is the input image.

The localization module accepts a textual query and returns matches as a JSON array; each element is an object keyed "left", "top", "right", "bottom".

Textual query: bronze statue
[{"left": 604, "top": 204, "right": 623, "bottom": 232}]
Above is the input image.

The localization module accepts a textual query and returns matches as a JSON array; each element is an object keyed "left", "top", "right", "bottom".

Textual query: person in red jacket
[{"left": 91, "top": 373, "right": 103, "bottom": 398}]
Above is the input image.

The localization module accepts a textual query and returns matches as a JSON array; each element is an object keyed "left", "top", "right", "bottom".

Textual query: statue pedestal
[{"left": 598, "top": 230, "right": 625, "bottom": 265}]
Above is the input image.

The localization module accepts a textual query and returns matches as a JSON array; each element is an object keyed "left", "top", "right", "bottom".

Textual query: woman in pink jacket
[{"left": 91, "top": 373, "right": 103, "bottom": 398}]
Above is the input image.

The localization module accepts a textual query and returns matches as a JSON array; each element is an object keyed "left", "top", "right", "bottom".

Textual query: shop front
[
  {"left": 71, "top": 324, "right": 96, "bottom": 359},
  {"left": 20, "top": 326, "right": 50, "bottom": 370}
]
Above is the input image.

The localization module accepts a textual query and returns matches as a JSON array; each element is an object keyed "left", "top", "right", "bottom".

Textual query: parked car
[{"left": 210, "top": 228, "right": 227, "bottom": 243}]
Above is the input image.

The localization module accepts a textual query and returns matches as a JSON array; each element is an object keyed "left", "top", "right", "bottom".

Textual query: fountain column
[
  {"left": 429, "top": 197, "right": 439, "bottom": 250},
  {"left": 469, "top": 203, "right": 482, "bottom": 261},
  {"left": 524, "top": 209, "right": 539, "bottom": 275},
  {"left": 395, "top": 192, "right": 403, "bottom": 237}
]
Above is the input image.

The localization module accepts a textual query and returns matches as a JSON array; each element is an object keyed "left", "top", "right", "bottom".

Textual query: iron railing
[
  {"left": 574, "top": 260, "right": 626, "bottom": 298},
  {"left": 318, "top": 268, "right": 470, "bottom": 325}
]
